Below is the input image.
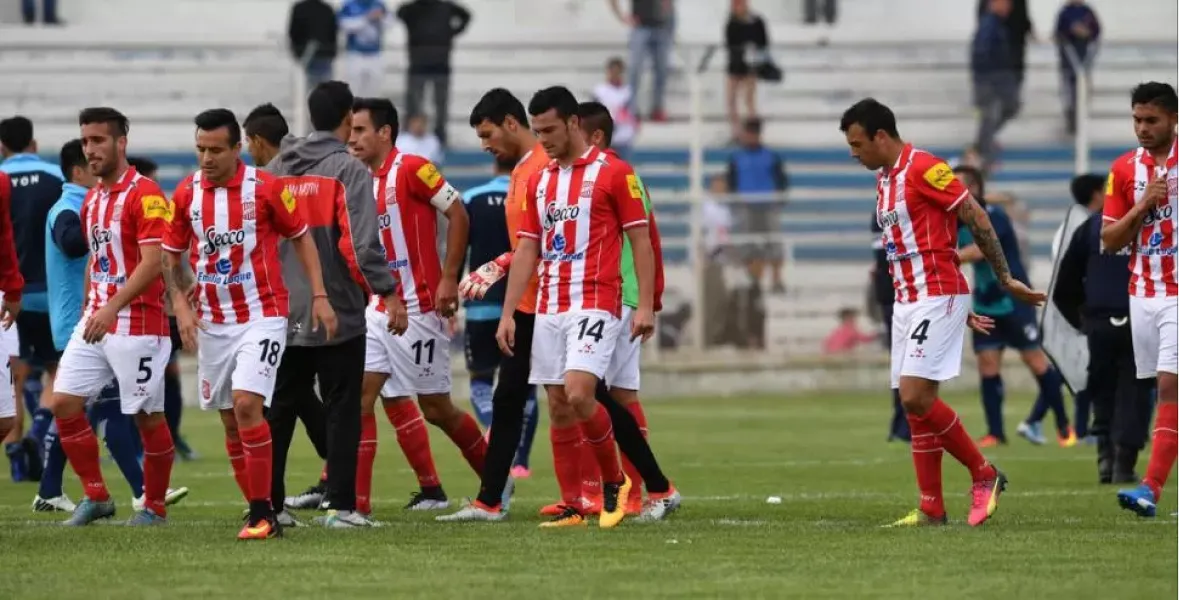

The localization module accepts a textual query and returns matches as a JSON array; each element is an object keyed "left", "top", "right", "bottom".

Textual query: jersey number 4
[{"left": 909, "top": 319, "right": 931, "bottom": 345}]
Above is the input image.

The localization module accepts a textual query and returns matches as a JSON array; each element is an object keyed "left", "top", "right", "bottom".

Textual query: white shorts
[
  {"left": 365, "top": 308, "right": 451, "bottom": 398},
  {"left": 0, "top": 322, "right": 18, "bottom": 358},
  {"left": 530, "top": 309, "right": 623, "bottom": 385},
  {"left": 344, "top": 53, "right": 384, "bottom": 98},
  {"left": 0, "top": 355, "right": 13, "bottom": 419},
  {"left": 55, "top": 324, "right": 171, "bottom": 415},
  {"left": 890, "top": 294, "right": 970, "bottom": 389},
  {"left": 197, "top": 317, "right": 288, "bottom": 411},
  {"left": 604, "top": 306, "right": 641, "bottom": 391},
  {"left": 1130, "top": 295, "right": 1179, "bottom": 379}
]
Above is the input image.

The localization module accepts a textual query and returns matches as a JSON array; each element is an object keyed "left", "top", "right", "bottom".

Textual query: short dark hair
[
  {"left": 308, "top": 80, "right": 355, "bottom": 132},
  {"left": 469, "top": 88, "right": 528, "bottom": 128},
  {"left": 353, "top": 97, "right": 400, "bottom": 136},
  {"left": 577, "top": 101, "right": 614, "bottom": 147},
  {"left": 127, "top": 156, "right": 158, "bottom": 179},
  {"left": 1070, "top": 173, "right": 1106, "bottom": 206},
  {"left": 839, "top": 98, "right": 900, "bottom": 139},
  {"left": 194, "top": 108, "right": 241, "bottom": 146},
  {"left": 0, "top": 116, "right": 33, "bottom": 153},
  {"left": 607, "top": 56, "right": 625, "bottom": 69},
  {"left": 59, "top": 139, "right": 87, "bottom": 183},
  {"left": 1131, "top": 82, "right": 1178, "bottom": 114},
  {"left": 743, "top": 117, "right": 762, "bottom": 135},
  {"left": 243, "top": 103, "right": 289, "bottom": 147},
  {"left": 78, "top": 107, "right": 130, "bottom": 137},
  {"left": 528, "top": 86, "right": 579, "bottom": 120},
  {"left": 952, "top": 164, "right": 986, "bottom": 199}
]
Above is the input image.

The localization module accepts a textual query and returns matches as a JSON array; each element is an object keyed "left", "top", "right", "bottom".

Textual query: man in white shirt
[
  {"left": 592, "top": 58, "right": 639, "bottom": 159},
  {"left": 395, "top": 113, "right": 445, "bottom": 163}
]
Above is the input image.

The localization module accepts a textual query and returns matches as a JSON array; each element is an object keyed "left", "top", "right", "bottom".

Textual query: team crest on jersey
[
  {"left": 242, "top": 200, "right": 255, "bottom": 220},
  {"left": 201, "top": 379, "right": 211, "bottom": 400},
  {"left": 922, "top": 162, "right": 954, "bottom": 191},
  {"left": 142, "top": 195, "right": 173, "bottom": 222},
  {"left": 542, "top": 203, "right": 581, "bottom": 231},
  {"left": 579, "top": 181, "right": 595, "bottom": 200}
]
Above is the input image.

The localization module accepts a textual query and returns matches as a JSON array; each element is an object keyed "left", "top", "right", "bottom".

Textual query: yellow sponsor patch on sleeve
[
  {"left": 1104, "top": 171, "right": 1115, "bottom": 195},
  {"left": 416, "top": 163, "right": 442, "bottom": 188},
  {"left": 281, "top": 187, "right": 297, "bottom": 214},
  {"left": 141, "top": 195, "right": 173, "bottom": 222},
  {"left": 626, "top": 174, "right": 642, "bottom": 199},
  {"left": 922, "top": 162, "right": 955, "bottom": 191}
]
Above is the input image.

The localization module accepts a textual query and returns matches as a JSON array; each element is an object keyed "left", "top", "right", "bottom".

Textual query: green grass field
[{"left": 0, "top": 392, "right": 1175, "bottom": 599}]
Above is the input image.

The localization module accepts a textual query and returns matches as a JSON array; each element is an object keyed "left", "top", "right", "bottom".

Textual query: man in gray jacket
[{"left": 266, "top": 81, "right": 403, "bottom": 528}]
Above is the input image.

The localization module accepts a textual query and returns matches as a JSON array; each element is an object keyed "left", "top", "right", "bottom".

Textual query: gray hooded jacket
[{"left": 266, "top": 132, "right": 396, "bottom": 346}]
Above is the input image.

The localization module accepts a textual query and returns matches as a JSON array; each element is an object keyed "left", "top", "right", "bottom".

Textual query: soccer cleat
[
  {"left": 33, "top": 494, "right": 76, "bottom": 513},
  {"left": 884, "top": 508, "right": 948, "bottom": 528},
  {"left": 1117, "top": 484, "right": 1158, "bottom": 518},
  {"left": 539, "top": 501, "right": 566, "bottom": 517},
  {"left": 276, "top": 510, "right": 303, "bottom": 528},
  {"left": 636, "top": 489, "right": 682, "bottom": 522},
  {"left": 1016, "top": 421, "right": 1046, "bottom": 446},
  {"left": 538, "top": 505, "right": 587, "bottom": 528},
  {"left": 967, "top": 467, "right": 1008, "bottom": 526},
  {"left": 598, "top": 476, "right": 632, "bottom": 529},
  {"left": 510, "top": 465, "right": 532, "bottom": 479},
  {"left": 284, "top": 483, "right": 326, "bottom": 510},
  {"left": 405, "top": 489, "right": 450, "bottom": 511},
  {"left": 501, "top": 477, "right": 515, "bottom": 513},
  {"left": 125, "top": 508, "right": 167, "bottom": 526},
  {"left": 165, "top": 487, "right": 190, "bottom": 506},
  {"left": 1058, "top": 427, "right": 1078, "bottom": 448},
  {"left": 626, "top": 497, "right": 643, "bottom": 515},
  {"left": 315, "top": 509, "right": 375, "bottom": 528},
  {"left": 238, "top": 514, "right": 282, "bottom": 540},
  {"left": 435, "top": 500, "right": 506, "bottom": 522},
  {"left": 581, "top": 495, "right": 603, "bottom": 516},
  {"left": 62, "top": 497, "right": 116, "bottom": 526},
  {"left": 977, "top": 435, "right": 1005, "bottom": 448}
]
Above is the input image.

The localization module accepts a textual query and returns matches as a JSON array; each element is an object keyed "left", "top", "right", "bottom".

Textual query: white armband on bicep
[{"left": 429, "top": 183, "right": 460, "bottom": 212}]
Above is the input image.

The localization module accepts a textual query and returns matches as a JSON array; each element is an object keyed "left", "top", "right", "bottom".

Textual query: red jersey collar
[
  {"left": 99, "top": 166, "right": 138, "bottom": 193},
  {"left": 546, "top": 145, "right": 598, "bottom": 171},
  {"left": 1139, "top": 138, "right": 1179, "bottom": 169},
  {"left": 886, "top": 143, "right": 914, "bottom": 176},
  {"left": 200, "top": 161, "right": 247, "bottom": 189},
  {"left": 375, "top": 148, "right": 401, "bottom": 177}
]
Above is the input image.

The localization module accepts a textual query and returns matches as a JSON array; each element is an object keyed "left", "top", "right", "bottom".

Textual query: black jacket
[
  {"left": 289, "top": 0, "right": 339, "bottom": 62},
  {"left": 1052, "top": 212, "right": 1133, "bottom": 330},
  {"left": 396, "top": 0, "right": 471, "bottom": 74}
]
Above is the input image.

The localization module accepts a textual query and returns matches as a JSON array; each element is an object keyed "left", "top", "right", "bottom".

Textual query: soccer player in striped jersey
[
  {"left": 163, "top": 108, "right": 337, "bottom": 539},
  {"left": 841, "top": 98, "right": 1043, "bottom": 527},
  {"left": 48, "top": 107, "right": 178, "bottom": 526},
  {"left": 347, "top": 97, "right": 486, "bottom": 516},
  {"left": 0, "top": 170, "right": 22, "bottom": 444},
  {"left": 1102, "top": 82, "right": 1178, "bottom": 517}
]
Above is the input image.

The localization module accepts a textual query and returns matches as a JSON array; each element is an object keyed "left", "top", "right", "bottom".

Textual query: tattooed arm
[
  {"left": 161, "top": 251, "right": 194, "bottom": 301},
  {"left": 956, "top": 196, "right": 1012, "bottom": 284}
]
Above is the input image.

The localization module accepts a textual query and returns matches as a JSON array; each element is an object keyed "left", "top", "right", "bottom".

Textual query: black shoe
[
  {"left": 1112, "top": 445, "right": 1140, "bottom": 484},
  {"left": 404, "top": 487, "right": 449, "bottom": 511},
  {"left": 1097, "top": 436, "right": 1113, "bottom": 484}
]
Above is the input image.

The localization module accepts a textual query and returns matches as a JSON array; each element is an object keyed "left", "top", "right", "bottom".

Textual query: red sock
[
  {"left": 1144, "top": 401, "right": 1178, "bottom": 501},
  {"left": 907, "top": 413, "right": 945, "bottom": 518},
  {"left": 443, "top": 412, "right": 487, "bottom": 475},
  {"left": 56, "top": 414, "right": 110, "bottom": 502},
  {"left": 139, "top": 420, "right": 175, "bottom": 517},
  {"left": 550, "top": 424, "right": 583, "bottom": 505},
  {"left": 356, "top": 413, "right": 378, "bottom": 514},
  {"left": 239, "top": 421, "right": 272, "bottom": 508},
  {"left": 320, "top": 463, "right": 329, "bottom": 484},
  {"left": 580, "top": 404, "right": 624, "bottom": 483},
  {"left": 923, "top": 398, "right": 995, "bottom": 481},
  {"left": 384, "top": 401, "right": 440, "bottom": 488},
  {"left": 225, "top": 435, "right": 250, "bottom": 502},
  {"left": 622, "top": 401, "right": 647, "bottom": 502},
  {"left": 579, "top": 440, "right": 602, "bottom": 501}
]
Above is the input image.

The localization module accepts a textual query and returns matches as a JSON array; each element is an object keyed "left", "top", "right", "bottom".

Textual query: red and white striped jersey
[
  {"left": 163, "top": 163, "right": 309, "bottom": 324},
  {"left": 368, "top": 149, "right": 460, "bottom": 315},
  {"left": 875, "top": 144, "right": 971, "bottom": 304},
  {"left": 1102, "top": 140, "right": 1179, "bottom": 298},
  {"left": 519, "top": 146, "right": 649, "bottom": 317},
  {"left": 80, "top": 167, "right": 170, "bottom": 336}
]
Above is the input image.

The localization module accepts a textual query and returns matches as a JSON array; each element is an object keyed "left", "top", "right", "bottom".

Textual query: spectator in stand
[
  {"left": 727, "top": 118, "right": 788, "bottom": 294},
  {"left": 21, "top": 0, "right": 60, "bottom": 25},
  {"left": 702, "top": 176, "right": 733, "bottom": 347},
  {"left": 592, "top": 58, "right": 639, "bottom": 159},
  {"left": 972, "top": 0, "right": 1021, "bottom": 168},
  {"left": 822, "top": 308, "right": 877, "bottom": 355},
  {"left": 339, "top": 0, "right": 390, "bottom": 98},
  {"left": 725, "top": 0, "right": 769, "bottom": 141},
  {"left": 289, "top": 0, "right": 340, "bottom": 90},
  {"left": 804, "top": 0, "right": 837, "bottom": 25},
  {"left": 395, "top": 113, "right": 445, "bottom": 164},
  {"left": 397, "top": 0, "right": 472, "bottom": 148},
  {"left": 609, "top": 0, "right": 675, "bottom": 122},
  {"left": 1054, "top": 0, "right": 1101, "bottom": 134},
  {"left": 977, "top": 0, "right": 1034, "bottom": 91}
]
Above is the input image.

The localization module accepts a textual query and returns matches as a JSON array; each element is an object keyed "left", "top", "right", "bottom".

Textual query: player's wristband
[{"left": 312, "top": 294, "right": 329, "bottom": 300}]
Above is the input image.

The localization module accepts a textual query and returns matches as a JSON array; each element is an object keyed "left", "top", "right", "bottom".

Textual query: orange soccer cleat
[
  {"left": 238, "top": 514, "right": 282, "bottom": 540},
  {"left": 977, "top": 435, "right": 1005, "bottom": 448}
]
